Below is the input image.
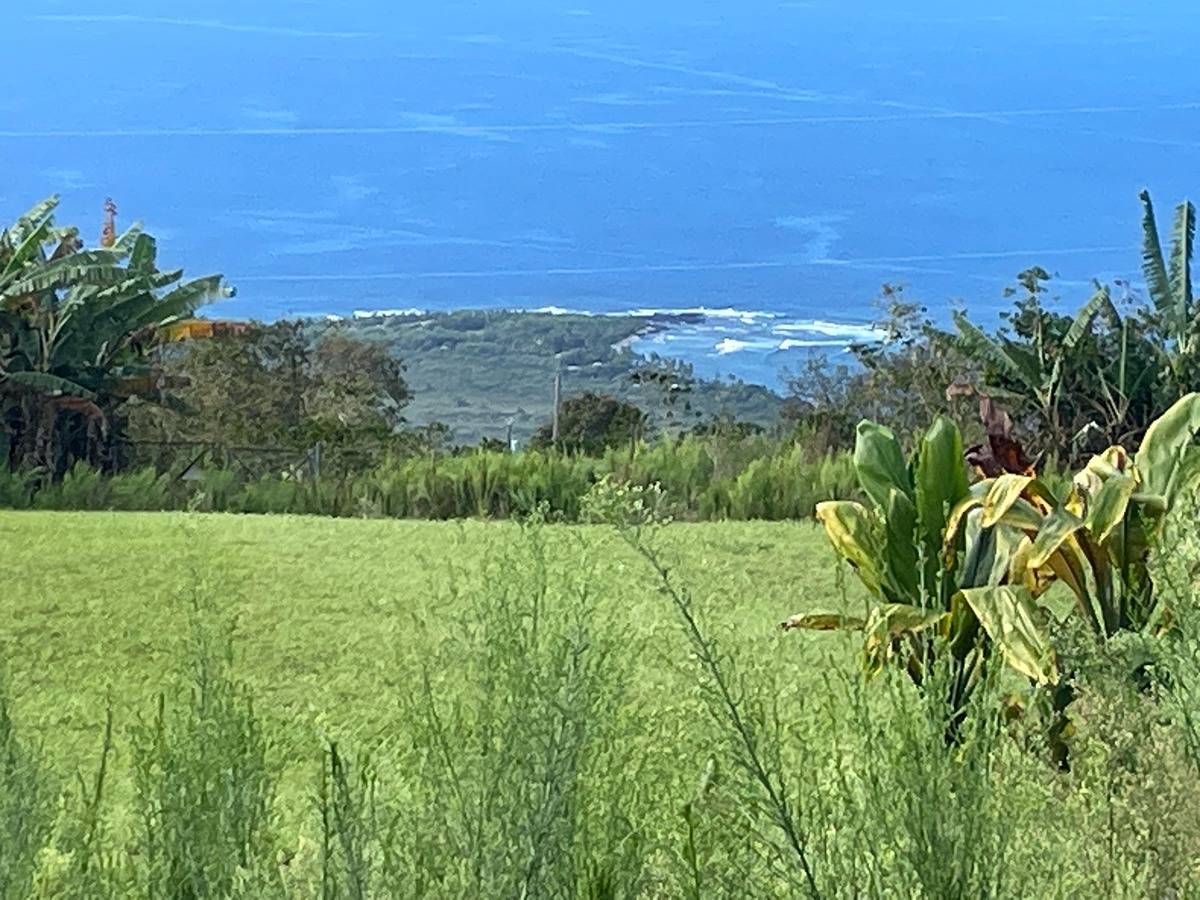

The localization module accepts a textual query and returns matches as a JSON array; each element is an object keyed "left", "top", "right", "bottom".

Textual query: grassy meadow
[
  {"left": 5, "top": 509, "right": 1200, "bottom": 897},
  {"left": 2, "top": 511, "right": 835, "bottom": 795}
]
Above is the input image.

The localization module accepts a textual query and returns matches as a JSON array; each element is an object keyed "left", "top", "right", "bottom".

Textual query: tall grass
[
  {"left": 128, "top": 590, "right": 280, "bottom": 897},
  {"left": 598, "top": 485, "right": 1034, "bottom": 897},
  {"left": 0, "top": 436, "right": 859, "bottom": 522},
  {"left": 0, "top": 673, "right": 56, "bottom": 898},
  {"left": 318, "top": 513, "right": 648, "bottom": 897}
]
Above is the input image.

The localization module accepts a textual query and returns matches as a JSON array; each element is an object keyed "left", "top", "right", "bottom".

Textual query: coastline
[
  {"left": 319, "top": 305, "right": 880, "bottom": 391},
  {"left": 326, "top": 307, "right": 806, "bottom": 444}
]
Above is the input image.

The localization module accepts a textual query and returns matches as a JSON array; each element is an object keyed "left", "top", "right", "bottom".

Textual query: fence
[{"left": 119, "top": 440, "right": 332, "bottom": 481}]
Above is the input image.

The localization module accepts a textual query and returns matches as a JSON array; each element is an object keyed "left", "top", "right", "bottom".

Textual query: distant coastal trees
[
  {"left": 4, "top": 187, "right": 1198, "bottom": 488},
  {"left": 530, "top": 392, "right": 646, "bottom": 455},
  {"left": 129, "top": 322, "right": 411, "bottom": 450}
]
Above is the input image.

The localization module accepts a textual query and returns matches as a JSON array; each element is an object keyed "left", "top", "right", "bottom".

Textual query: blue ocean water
[{"left": 3, "top": 1, "right": 1197, "bottom": 386}]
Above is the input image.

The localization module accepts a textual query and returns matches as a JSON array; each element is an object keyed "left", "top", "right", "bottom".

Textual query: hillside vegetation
[{"left": 333, "top": 309, "right": 784, "bottom": 443}]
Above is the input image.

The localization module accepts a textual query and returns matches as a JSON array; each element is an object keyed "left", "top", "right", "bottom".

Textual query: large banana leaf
[
  {"left": 1085, "top": 472, "right": 1136, "bottom": 546},
  {"left": 980, "top": 474, "right": 1036, "bottom": 528},
  {"left": 780, "top": 613, "right": 867, "bottom": 632},
  {"left": 882, "top": 487, "right": 920, "bottom": 601},
  {"left": 815, "top": 500, "right": 886, "bottom": 600},
  {"left": 1029, "top": 507, "right": 1086, "bottom": 570},
  {"left": 147, "top": 275, "right": 230, "bottom": 326},
  {"left": 1, "top": 370, "right": 96, "bottom": 400},
  {"left": 1134, "top": 392, "right": 1200, "bottom": 501},
  {"left": 129, "top": 233, "right": 158, "bottom": 274},
  {"left": 1063, "top": 285, "right": 1110, "bottom": 350},
  {"left": 3, "top": 196, "right": 60, "bottom": 250},
  {"left": 1140, "top": 189, "right": 1175, "bottom": 323},
  {"left": 1, "top": 251, "right": 126, "bottom": 298},
  {"left": 862, "top": 603, "right": 947, "bottom": 677},
  {"left": 953, "top": 311, "right": 1040, "bottom": 391},
  {"left": 957, "top": 510, "right": 1024, "bottom": 588},
  {"left": 853, "top": 420, "right": 912, "bottom": 508},
  {"left": 955, "top": 586, "right": 1058, "bottom": 684},
  {"left": 1169, "top": 200, "right": 1195, "bottom": 331},
  {"left": 1023, "top": 504, "right": 1121, "bottom": 633},
  {"left": 914, "top": 416, "right": 969, "bottom": 596},
  {"left": 1, "top": 219, "right": 55, "bottom": 279}
]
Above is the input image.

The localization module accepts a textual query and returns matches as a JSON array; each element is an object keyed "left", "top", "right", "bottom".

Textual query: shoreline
[{"left": 314, "top": 305, "right": 880, "bottom": 391}]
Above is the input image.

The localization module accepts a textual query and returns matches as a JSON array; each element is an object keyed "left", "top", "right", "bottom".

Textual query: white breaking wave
[
  {"left": 351, "top": 308, "right": 427, "bottom": 319},
  {"left": 715, "top": 338, "right": 751, "bottom": 355},
  {"left": 772, "top": 319, "right": 881, "bottom": 340},
  {"left": 776, "top": 338, "right": 852, "bottom": 350}
]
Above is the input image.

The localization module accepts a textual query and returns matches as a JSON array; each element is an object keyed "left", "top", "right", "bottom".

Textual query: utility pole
[
  {"left": 551, "top": 371, "right": 562, "bottom": 444},
  {"left": 505, "top": 417, "right": 514, "bottom": 452}
]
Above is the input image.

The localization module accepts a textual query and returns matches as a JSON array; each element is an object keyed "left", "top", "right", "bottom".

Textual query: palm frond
[
  {"left": 7, "top": 196, "right": 61, "bottom": 248},
  {"left": 128, "top": 233, "right": 157, "bottom": 274},
  {"left": 0, "top": 251, "right": 126, "bottom": 299},
  {"left": 143, "top": 275, "right": 230, "bottom": 327},
  {"left": 0, "top": 219, "right": 55, "bottom": 279}
]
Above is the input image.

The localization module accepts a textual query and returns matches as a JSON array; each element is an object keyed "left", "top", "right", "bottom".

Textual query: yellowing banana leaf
[
  {"left": 981, "top": 474, "right": 1038, "bottom": 528},
  {"left": 1040, "top": 537, "right": 1105, "bottom": 635},
  {"left": 992, "top": 496, "right": 1050, "bottom": 535},
  {"left": 1030, "top": 507, "right": 1087, "bottom": 569},
  {"left": 815, "top": 501, "right": 886, "bottom": 599},
  {"left": 958, "top": 512, "right": 1024, "bottom": 589},
  {"left": 956, "top": 586, "right": 1059, "bottom": 684},
  {"left": 1086, "top": 472, "right": 1136, "bottom": 545},
  {"left": 943, "top": 485, "right": 990, "bottom": 562},
  {"left": 985, "top": 522, "right": 1029, "bottom": 586},
  {"left": 862, "top": 603, "right": 948, "bottom": 676},
  {"left": 1009, "top": 535, "right": 1057, "bottom": 598}
]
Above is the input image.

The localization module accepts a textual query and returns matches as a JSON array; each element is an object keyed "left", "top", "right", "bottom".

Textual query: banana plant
[
  {"left": 952, "top": 392, "right": 1200, "bottom": 641},
  {"left": 953, "top": 284, "right": 1111, "bottom": 464},
  {"left": 1139, "top": 190, "right": 1197, "bottom": 390},
  {"left": 787, "top": 394, "right": 1200, "bottom": 729},
  {"left": 783, "top": 416, "right": 1059, "bottom": 713},
  {"left": 1, "top": 196, "right": 231, "bottom": 471}
]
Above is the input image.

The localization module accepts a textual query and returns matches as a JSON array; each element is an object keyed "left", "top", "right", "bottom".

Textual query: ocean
[{"left": 3, "top": 0, "right": 1197, "bottom": 387}]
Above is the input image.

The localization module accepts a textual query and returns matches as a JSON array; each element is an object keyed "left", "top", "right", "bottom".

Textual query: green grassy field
[
  {"left": 6, "top": 511, "right": 1199, "bottom": 897},
  {"left": 1, "top": 513, "right": 843, "bottom": 832},
  {"left": 2, "top": 510, "right": 833, "bottom": 749}
]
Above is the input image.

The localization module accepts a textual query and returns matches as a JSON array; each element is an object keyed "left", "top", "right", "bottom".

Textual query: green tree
[
  {"left": 128, "top": 322, "right": 411, "bottom": 450},
  {"left": 530, "top": 392, "right": 646, "bottom": 455}
]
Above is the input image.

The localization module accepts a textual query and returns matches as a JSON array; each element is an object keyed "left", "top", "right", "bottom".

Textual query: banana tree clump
[
  {"left": 784, "top": 393, "right": 1200, "bottom": 732},
  {"left": 0, "top": 196, "right": 232, "bottom": 474}
]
